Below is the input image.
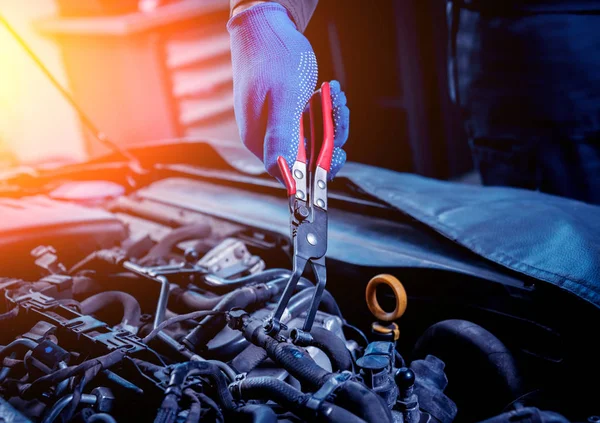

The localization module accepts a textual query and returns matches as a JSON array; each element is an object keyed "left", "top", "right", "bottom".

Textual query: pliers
[{"left": 265, "top": 82, "right": 335, "bottom": 340}]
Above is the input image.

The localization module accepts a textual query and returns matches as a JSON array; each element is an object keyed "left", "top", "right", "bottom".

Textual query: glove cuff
[{"left": 227, "top": 3, "right": 296, "bottom": 35}]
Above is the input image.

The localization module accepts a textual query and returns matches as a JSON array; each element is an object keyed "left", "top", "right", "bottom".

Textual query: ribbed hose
[
  {"left": 80, "top": 291, "right": 141, "bottom": 330},
  {"left": 234, "top": 377, "right": 367, "bottom": 423},
  {"left": 182, "top": 284, "right": 276, "bottom": 351},
  {"left": 182, "top": 276, "right": 310, "bottom": 351},
  {"left": 236, "top": 377, "right": 306, "bottom": 410},
  {"left": 228, "top": 287, "right": 332, "bottom": 373},
  {"left": 237, "top": 318, "right": 392, "bottom": 423},
  {"left": 239, "top": 323, "right": 317, "bottom": 385}
]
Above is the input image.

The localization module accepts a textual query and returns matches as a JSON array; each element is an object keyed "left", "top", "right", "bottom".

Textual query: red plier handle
[{"left": 277, "top": 81, "right": 335, "bottom": 199}]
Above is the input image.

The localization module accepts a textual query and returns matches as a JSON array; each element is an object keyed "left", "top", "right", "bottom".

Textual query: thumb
[{"left": 329, "top": 147, "right": 347, "bottom": 180}]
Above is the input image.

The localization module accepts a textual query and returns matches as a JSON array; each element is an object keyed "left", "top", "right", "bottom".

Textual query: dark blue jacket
[{"left": 230, "top": 1, "right": 600, "bottom": 33}]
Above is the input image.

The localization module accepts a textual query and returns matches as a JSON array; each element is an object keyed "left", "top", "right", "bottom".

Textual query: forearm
[{"left": 230, "top": 0, "right": 319, "bottom": 32}]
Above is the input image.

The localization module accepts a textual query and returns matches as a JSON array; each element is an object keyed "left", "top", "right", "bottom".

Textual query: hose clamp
[
  {"left": 305, "top": 371, "right": 353, "bottom": 412},
  {"left": 228, "top": 373, "right": 247, "bottom": 401}
]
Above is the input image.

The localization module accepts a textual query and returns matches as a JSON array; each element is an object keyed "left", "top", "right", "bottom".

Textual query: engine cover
[{"left": 0, "top": 196, "right": 126, "bottom": 277}]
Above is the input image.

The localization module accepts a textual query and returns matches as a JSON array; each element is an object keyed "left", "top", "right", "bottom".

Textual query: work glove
[{"left": 228, "top": 3, "right": 349, "bottom": 181}]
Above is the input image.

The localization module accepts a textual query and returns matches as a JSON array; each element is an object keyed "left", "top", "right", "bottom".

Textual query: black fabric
[
  {"left": 336, "top": 162, "right": 600, "bottom": 308},
  {"left": 451, "top": 0, "right": 600, "bottom": 13},
  {"left": 229, "top": 0, "right": 319, "bottom": 32},
  {"left": 449, "top": 1, "right": 600, "bottom": 203}
]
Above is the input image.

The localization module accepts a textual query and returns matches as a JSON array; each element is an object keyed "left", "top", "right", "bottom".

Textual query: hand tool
[{"left": 264, "top": 81, "right": 335, "bottom": 340}]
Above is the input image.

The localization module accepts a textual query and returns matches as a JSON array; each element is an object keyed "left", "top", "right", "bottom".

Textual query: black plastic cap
[{"left": 395, "top": 367, "right": 415, "bottom": 390}]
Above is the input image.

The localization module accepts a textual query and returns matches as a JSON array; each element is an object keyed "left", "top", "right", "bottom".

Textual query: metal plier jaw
[{"left": 265, "top": 82, "right": 335, "bottom": 340}]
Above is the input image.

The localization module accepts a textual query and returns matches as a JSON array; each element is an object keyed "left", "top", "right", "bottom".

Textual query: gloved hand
[{"left": 228, "top": 3, "right": 349, "bottom": 181}]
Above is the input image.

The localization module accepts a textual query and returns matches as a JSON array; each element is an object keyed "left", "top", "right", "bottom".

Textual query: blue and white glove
[{"left": 228, "top": 3, "right": 349, "bottom": 181}]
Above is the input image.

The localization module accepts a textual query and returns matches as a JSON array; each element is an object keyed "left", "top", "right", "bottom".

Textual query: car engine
[{"left": 0, "top": 178, "right": 594, "bottom": 423}]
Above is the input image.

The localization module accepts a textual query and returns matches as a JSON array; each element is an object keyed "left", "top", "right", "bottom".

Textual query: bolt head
[
  {"left": 295, "top": 205, "right": 310, "bottom": 221},
  {"left": 184, "top": 248, "right": 200, "bottom": 263},
  {"left": 91, "top": 387, "right": 115, "bottom": 413},
  {"left": 307, "top": 233, "right": 317, "bottom": 245}
]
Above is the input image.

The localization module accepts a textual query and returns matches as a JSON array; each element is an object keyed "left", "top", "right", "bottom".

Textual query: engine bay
[{"left": 0, "top": 176, "right": 597, "bottom": 423}]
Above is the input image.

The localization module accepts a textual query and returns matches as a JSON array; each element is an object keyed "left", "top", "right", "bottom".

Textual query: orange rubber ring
[
  {"left": 365, "top": 274, "right": 407, "bottom": 322},
  {"left": 371, "top": 322, "right": 400, "bottom": 341}
]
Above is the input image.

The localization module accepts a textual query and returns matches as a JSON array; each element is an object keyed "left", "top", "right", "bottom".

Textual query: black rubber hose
[
  {"left": 236, "top": 319, "right": 328, "bottom": 387},
  {"left": 141, "top": 223, "right": 212, "bottom": 264},
  {"left": 235, "top": 317, "right": 392, "bottom": 423},
  {"left": 182, "top": 284, "right": 278, "bottom": 351},
  {"left": 413, "top": 319, "right": 522, "bottom": 401},
  {"left": 0, "top": 338, "right": 37, "bottom": 362},
  {"left": 318, "top": 402, "right": 369, "bottom": 423},
  {"left": 234, "top": 377, "right": 367, "bottom": 423},
  {"left": 80, "top": 291, "right": 141, "bottom": 330},
  {"left": 183, "top": 277, "right": 309, "bottom": 351},
  {"left": 307, "top": 327, "right": 352, "bottom": 372},
  {"left": 235, "top": 377, "right": 306, "bottom": 411},
  {"left": 87, "top": 414, "right": 118, "bottom": 423},
  {"left": 267, "top": 341, "right": 330, "bottom": 390},
  {"left": 333, "top": 381, "right": 389, "bottom": 423},
  {"left": 285, "top": 287, "right": 342, "bottom": 317},
  {"left": 200, "top": 268, "right": 313, "bottom": 294},
  {"left": 0, "top": 307, "right": 18, "bottom": 322},
  {"left": 169, "top": 287, "right": 223, "bottom": 312},
  {"left": 235, "top": 404, "right": 278, "bottom": 423},
  {"left": 318, "top": 290, "right": 343, "bottom": 317},
  {"left": 170, "top": 273, "right": 317, "bottom": 314},
  {"left": 230, "top": 344, "right": 267, "bottom": 374},
  {"left": 227, "top": 287, "right": 335, "bottom": 371}
]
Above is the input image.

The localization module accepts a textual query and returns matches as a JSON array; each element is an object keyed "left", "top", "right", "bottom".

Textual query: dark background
[{"left": 306, "top": 0, "right": 472, "bottom": 179}]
